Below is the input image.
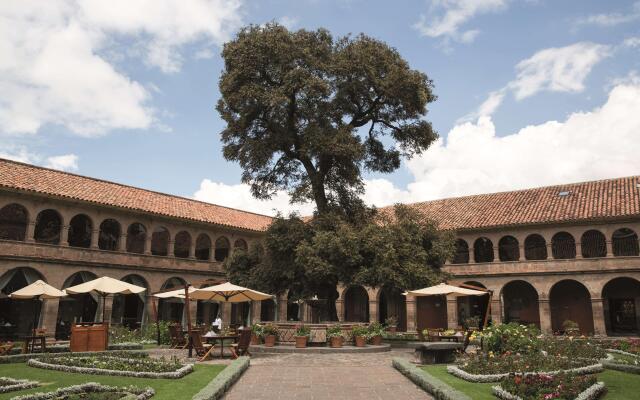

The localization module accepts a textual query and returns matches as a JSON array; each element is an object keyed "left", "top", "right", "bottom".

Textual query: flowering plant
[
  {"left": 499, "top": 372, "right": 598, "bottom": 400},
  {"left": 294, "top": 324, "right": 311, "bottom": 337},
  {"left": 326, "top": 324, "right": 344, "bottom": 339}
]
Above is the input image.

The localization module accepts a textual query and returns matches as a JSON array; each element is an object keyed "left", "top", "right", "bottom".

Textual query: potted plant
[
  {"left": 562, "top": 320, "right": 580, "bottom": 336},
  {"left": 250, "top": 323, "right": 263, "bottom": 345},
  {"left": 262, "top": 323, "right": 279, "bottom": 347},
  {"left": 294, "top": 324, "right": 311, "bottom": 348},
  {"left": 385, "top": 316, "right": 398, "bottom": 334},
  {"left": 351, "top": 325, "right": 369, "bottom": 347},
  {"left": 368, "top": 322, "right": 384, "bottom": 345},
  {"left": 327, "top": 324, "right": 344, "bottom": 348}
]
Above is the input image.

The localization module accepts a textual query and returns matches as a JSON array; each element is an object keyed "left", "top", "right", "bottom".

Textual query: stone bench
[{"left": 414, "top": 342, "right": 463, "bottom": 364}]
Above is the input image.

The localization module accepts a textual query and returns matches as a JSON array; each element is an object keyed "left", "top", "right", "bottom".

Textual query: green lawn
[
  {"left": 0, "top": 363, "right": 225, "bottom": 400},
  {"left": 421, "top": 365, "right": 640, "bottom": 400}
]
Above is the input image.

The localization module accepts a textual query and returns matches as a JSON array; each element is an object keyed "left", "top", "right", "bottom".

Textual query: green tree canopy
[{"left": 217, "top": 24, "right": 438, "bottom": 215}]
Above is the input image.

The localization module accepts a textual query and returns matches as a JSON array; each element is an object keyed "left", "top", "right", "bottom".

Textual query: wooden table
[
  {"left": 437, "top": 335, "right": 462, "bottom": 343},
  {"left": 204, "top": 335, "right": 239, "bottom": 358},
  {"left": 22, "top": 335, "right": 46, "bottom": 354}
]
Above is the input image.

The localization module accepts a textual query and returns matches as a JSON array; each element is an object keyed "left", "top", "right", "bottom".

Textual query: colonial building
[{"left": 0, "top": 158, "right": 639, "bottom": 338}]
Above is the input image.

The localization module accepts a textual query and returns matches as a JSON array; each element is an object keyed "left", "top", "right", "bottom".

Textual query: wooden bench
[{"left": 414, "top": 342, "right": 463, "bottom": 364}]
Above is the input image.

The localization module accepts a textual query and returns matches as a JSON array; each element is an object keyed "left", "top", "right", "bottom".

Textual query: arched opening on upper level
[
  {"left": 581, "top": 230, "right": 606, "bottom": 258},
  {"left": 126, "top": 223, "right": 146, "bottom": 254},
  {"left": 214, "top": 236, "right": 230, "bottom": 262},
  {"left": 552, "top": 232, "right": 576, "bottom": 259},
  {"left": 234, "top": 239, "right": 248, "bottom": 252},
  {"left": 195, "top": 234, "right": 212, "bottom": 260},
  {"left": 452, "top": 239, "right": 469, "bottom": 264},
  {"left": 68, "top": 214, "right": 92, "bottom": 248},
  {"left": 612, "top": 228, "right": 639, "bottom": 257},
  {"left": 174, "top": 231, "right": 191, "bottom": 258},
  {"left": 34, "top": 209, "right": 62, "bottom": 245},
  {"left": 498, "top": 236, "right": 519, "bottom": 261},
  {"left": 524, "top": 234, "right": 547, "bottom": 260},
  {"left": 474, "top": 237, "right": 494, "bottom": 263},
  {"left": 151, "top": 226, "right": 169, "bottom": 256},
  {"left": 0, "top": 203, "right": 28, "bottom": 241},
  {"left": 98, "top": 219, "right": 120, "bottom": 251}
]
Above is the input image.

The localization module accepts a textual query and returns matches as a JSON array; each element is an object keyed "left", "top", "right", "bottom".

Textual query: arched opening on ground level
[
  {"left": 196, "top": 301, "right": 219, "bottom": 326},
  {"left": 550, "top": 280, "right": 594, "bottom": 335},
  {"left": 378, "top": 286, "right": 407, "bottom": 331},
  {"left": 98, "top": 219, "right": 120, "bottom": 251},
  {"left": 158, "top": 277, "right": 186, "bottom": 324},
  {"left": 603, "top": 277, "right": 640, "bottom": 335},
  {"left": 0, "top": 267, "right": 44, "bottom": 339},
  {"left": 111, "top": 274, "right": 148, "bottom": 330},
  {"left": 416, "top": 295, "right": 447, "bottom": 333},
  {"left": 612, "top": 228, "right": 639, "bottom": 257},
  {"left": 502, "top": 280, "right": 540, "bottom": 328},
  {"left": 344, "top": 285, "right": 369, "bottom": 323},
  {"left": 56, "top": 271, "right": 99, "bottom": 339},
  {"left": 308, "top": 284, "right": 339, "bottom": 322},
  {"left": 230, "top": 303, "right": 250, "bottom": 327},
  {"left": 68, "top": 214, "right": 92, "bottom": 248},
  {"left": 34, "top": 209, "right": 62, "bottom": 245},
  {"left": 260, "top": 299, "right": 276, "bottom": 322},
  {"left": 457, "top": 281, "right": 488, "bottom": 329},
  {"left": 0, "top": 203, "right": 28, "bottom": 241}
]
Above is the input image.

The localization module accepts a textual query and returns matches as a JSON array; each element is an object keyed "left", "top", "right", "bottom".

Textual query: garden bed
[
  {"left": 27, "top": 353, "right": 193, "bottom": 379},
  {"left": 10, "top": 382, "right": 154, "bottom": 400},
  {"left": 0, "top": 377, "right": 40, "bottom": 394},
  {"left": 491, "top": 373, "right": 605, "bottom": 400},
  {"left": 447, "top": 362, "right": 604, "bottom": 383}
]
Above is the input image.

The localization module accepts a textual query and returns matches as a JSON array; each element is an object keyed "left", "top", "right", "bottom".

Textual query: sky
[{"left": 1, "top": 0, "right": 640, "bottom": 216}]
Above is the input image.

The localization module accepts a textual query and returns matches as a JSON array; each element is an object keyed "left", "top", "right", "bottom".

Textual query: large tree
[{"left": 217, "top": 24, "right": 438, "bottom": 215}]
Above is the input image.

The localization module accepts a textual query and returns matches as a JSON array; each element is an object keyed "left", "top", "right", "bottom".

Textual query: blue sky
[{"left": 1, "top": 0, "right": 639, "bottom": 215}]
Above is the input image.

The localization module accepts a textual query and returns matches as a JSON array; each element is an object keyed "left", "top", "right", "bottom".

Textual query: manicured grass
[
  {"left": 609, "top": 352, "right": 639, "bottom": 363},
  {"left": 421, "top": 365, "right": 640, "bottom": 400},
  {"left": 0, "top": 363, "right": 225, "bottom": 400}
]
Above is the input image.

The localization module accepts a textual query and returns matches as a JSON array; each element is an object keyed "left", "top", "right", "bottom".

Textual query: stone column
[
  {"left": 144, "top": 233, "right": 152, "bottom": 255},
  {"left": 61, "top": 225, "right": 69, "bottom": 246},
  {"left": 251, "top": 301, "right": 261, "bottom": 324},
  {"left": 100, "top": 296, "right": 114, "bottom": 323},
  {"left": 188, "top": 301, "right": 198, "bottom": 327},
  {"left": 538, "top": 298, "right": 552, "bottom": 334},
  {"left": 575, "top": 242, "right": 583, "bottom": 259},
  {"left": 490, "top": 298, "right": 503, "bottom": 325},
  {"left": 591, "top": 297, "right": 607, "bottom": 336},
  {"left": 90, "top": 229, "right": 100, "bottom": 249},
  {"left": 189, "top": 239, "right": 196, "bottom": 259},
  {"left": 41, "top": 298, "right": 60, "bottom": 337},
  {"left": 406, "top": 295, "right": 417, "bottom": 333},
  {"left": 168, "top": 240, "right": 175, "bottom": 257},
  {"left": 447, "top": 299, "right": 458, "bottom": 329},
  {"left": 469, "top": 247, "right": 476, "bottom": 264},
  {"left": 518, "top": 245, "right": 525, "bottom": 261},
  {"left": 605, "top": 240, "right": 613, "bottom": 257},
  {"left": 119, "top": 233, "right": 128, "bottom": 252},
  {"left": 335, "top": 298, "right": 344, "bottom": 322},
  {"left": 221, "top": 302, "right": 232, "bottom": 327},
  {"left": 369, "top": 299, "right": 378, "bottom": 325},
  {"left": 277, "top": 295, "right": 288, "bottom": 322},
  {"left": 26, "top": 220, "right": 36, "bottom": 242},
  {"left": 201, "top": 303, "right": 212, "bottom": 326},
  {"left": 546, "top": 243, "right": 553, "bottom": 260}
]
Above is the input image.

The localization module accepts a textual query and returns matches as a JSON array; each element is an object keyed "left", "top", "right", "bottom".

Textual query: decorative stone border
[
  {"left": 607, "top": 348, "right": 640, "bottom": 359},
  {"left": 0, "top": 377, "right": 40, "bottom": 394},
  {"left": 6, "top": 342, "right": 143, "bottom": 356},
  {"left": 392, "top": 358, "right": 472, "bottom": 400},
  {"left": 192, "top": 356, "right": 250, "bottom": 400},
  {"left": 0, "top": 349, "right": 148, "bottom": 364},
  {"left": 492, "top": 382, "right": 606, "bottom": 400},
  {"left": 27, "top": 357, "right": 194, "bottom": 379},
  {"left": 10, "top": 382, "right": 155, "bottom": 400},
  {"left": 446, "top": 363, "right": 604, "bottom": 383}
]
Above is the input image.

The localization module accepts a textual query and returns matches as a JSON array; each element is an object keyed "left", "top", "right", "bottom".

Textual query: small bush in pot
[
  {"left": 351, "top": 325, "right": 369, "bottom": 347},
  {"left": 262, "top": 324, "right": 279, "bottom": 347},
  {"left": 327, "top": 324, "right": 344, "bottom": 348},
  {"left": 294, "top": 324, "right": 311, "bottom": 348},
  {"left": 385, "top": 316, "right": 398, "bottom": 334},
  {"left": 368, "top": 322, "right": 384, "bottom": 345},
  {"left": 250, "top": 323, "right": 263, "bottom": 345},
  {"left": 562, "top": 319, "right": 580, "bottom": 336}
]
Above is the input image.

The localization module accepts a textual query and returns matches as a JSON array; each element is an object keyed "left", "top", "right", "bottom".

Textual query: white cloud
[
  {"left": 414, "top": 0, "right": 508, "bottom": 44},
  {"left": 573, "top": 2, "right": 640, "bottom": 29},
  {"left": 278, "top": 16, "right": 299, "bottom": 29},
  {"left": 45, "top": 154, "right": 79, "bottom": 171},
  {"left": 0, "top": 0, "right": 242, "bottom": 137}
]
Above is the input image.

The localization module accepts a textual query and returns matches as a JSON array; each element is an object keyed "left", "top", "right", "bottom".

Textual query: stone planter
[
  {"left": 355, "top": 336, "right": 367, "bottom": 347},
  {"left": 250, "top": 334, "right": 260, "bottom": 345},
  {"left": 329, "top": 336, "right": 343, "bottom": 348},
  {"left": 370, "top": 335, "right": 383, "bottom": 345},
  {"left": 264, "top": 334, "right": 277, "bottom": 347},
  {"left": 295, "top": 336, "right": 308, "bottom": 348}
]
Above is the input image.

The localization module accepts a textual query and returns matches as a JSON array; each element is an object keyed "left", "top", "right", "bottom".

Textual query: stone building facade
[{"left": 1, "top": 158, "right": 639, "bottom": 338}]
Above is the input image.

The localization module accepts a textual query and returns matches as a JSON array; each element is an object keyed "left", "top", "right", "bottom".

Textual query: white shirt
[{"left": 212, "top": 317, "right": 222, "bottom": 328}]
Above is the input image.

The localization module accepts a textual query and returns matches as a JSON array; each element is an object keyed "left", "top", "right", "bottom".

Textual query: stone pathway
[{"left": 223, "top": 349, "right": 431, "bottom": 400}]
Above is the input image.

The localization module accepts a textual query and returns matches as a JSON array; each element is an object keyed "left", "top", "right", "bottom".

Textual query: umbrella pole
[
  {"left": 482, "top": 291, "right": 493, "bottom": 330},
  {"left": 151, "top": 296, "right": 160, "bottom": 345},
  {"left": 33, "top": 297, "right": 40, "bottom": 337},
  {"left": 102, "top": 294, "right": 107, "bottom": 323},
  {"left": 185, "top": 285, "right": 193, "bottom": 358}
]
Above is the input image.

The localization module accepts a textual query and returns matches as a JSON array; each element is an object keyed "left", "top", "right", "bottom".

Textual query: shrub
[
  {"left": 351, "top": 325, "right": 369, "bottom": 338},
  {"left": 367, "top": 322, "right": 384, "bottom": 336},
  {"left": 262, "top": 323, "right": 279, "bottom": 336},
  {"left": 294, "top": 324, "right": 311, "bottom": 337},
  {"left": 384, "top": 316, "right": 398, "bottom": 328},
  {"left": 326, "top": 324, "right": 343, "bottom": 339},
  {"left": 498, "top": 372, "right": 598, "bottom": 400},
  {"left": 480, "top": 323, "right": 541, "bottom": 354},
  {"left": 561, "top": 320, "right": 580, "bottom": 336},
  {"left": 250, "top": 323, "right": 264, "bottom": 338},
  {"left": 456, "top": 351, "right": 596, "bottom": 375}
]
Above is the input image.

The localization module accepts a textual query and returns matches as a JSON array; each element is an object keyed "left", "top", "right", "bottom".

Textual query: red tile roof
[
  {"left": 387, "top": 176, "right": 640, "bottom": 231},
  {"left": 0, "top": 158, "right": 273, "bottom": 232}
]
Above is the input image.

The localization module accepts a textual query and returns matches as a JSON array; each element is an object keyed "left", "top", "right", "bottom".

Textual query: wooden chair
[
  {"left": 188, "top": 330, "right": 215, "bottom": 362},
  {"left": 230, "top": 328, "right": 252, "bottom": 359},
  {"left": 0, "top": 341, "right": 14, "bottom": 356},
  {"left": 169, "top": 324, "right": 187, "bottom": 349}
]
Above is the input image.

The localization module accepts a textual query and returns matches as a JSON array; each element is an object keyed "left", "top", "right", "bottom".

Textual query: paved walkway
[{"left": 223, "top": 349, "right": 431, "bottom": 400}]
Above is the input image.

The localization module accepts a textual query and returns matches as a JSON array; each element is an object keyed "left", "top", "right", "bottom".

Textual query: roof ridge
[{"left": 0, "top": 157, "right": 274, "bottom": 220}]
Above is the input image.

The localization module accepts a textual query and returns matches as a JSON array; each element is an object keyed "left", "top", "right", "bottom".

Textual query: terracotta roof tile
[{"left": 0, "top": 158, "right": 273, "bottom": 232}]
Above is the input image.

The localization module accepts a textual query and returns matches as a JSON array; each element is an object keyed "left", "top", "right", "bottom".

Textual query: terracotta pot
[
  {"left": 387, "top": 327, "right": 397, "bottom": 334},
  {"left": 295, "top": 336, "right": 308, "bottom": 348},
  {"left": 370, "top": 335, "right": 382, "bottom": 345},
  {"left": 355, "top": 335, "right": 367, "bottom": 347},
  {"left": 250, "top": 333, "right": 260, "bottom": 345},
  {"left": 329, "top": 336, "right": 343, "bottom": 348},
  {"left": 264, "top": 334, "right": 276, "bottom": 347}
]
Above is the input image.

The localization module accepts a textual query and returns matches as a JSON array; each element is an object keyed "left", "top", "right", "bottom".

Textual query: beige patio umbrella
[
  {"left": 65, "top": 276, "right": 146, "bottom": 322},
  {"left": 188, "top": 282, "right": 273, "bottom": 303},
  {"left": 10, "top": 280, "right": 67, "bottom": 335}
]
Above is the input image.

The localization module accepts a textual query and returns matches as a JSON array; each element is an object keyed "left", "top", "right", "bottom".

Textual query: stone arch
[
  {"left": 68, "top": 214, "right": 92, "bottom": 248},
  {"left": 0, "top": 203, "right": 28, "bottom": 241},
  {"left": 0, "top": 267, "right": 45, "bottom": 338},
  {"left": 112, "top": 274, "right": 149, "bottom": 329},
  {"left": 501, "top": 280, "right": 540, "bottom": 328},
  {"left": 195, "top": 234, "right": 212, "bottom": 260},
  {"left": 524, "top": 234, "right": 547, "bottom": 260},
  {"left": 452, "top": 239, "right": 469, "bottom": 264},
  {"left": 126, "top": 223, "right": 147, "bottom": 254},
  {"left": 214, "top": 236, "right": 230, "bottom": 262},
  {"left": 98, "top": 218, "right": 121, "bottom": 251},
  {"left": 551, "top": 232, "right": 576, "bottom": 259},
  {"left": 498, "top": 235, "right": 519, "bottom": 262},
  {"left": 34, "top": 209, "right": 63, "bottom": 244},
  {"left": 344, "top": 285, "right": 369, "bottom": 322},
  {"left": 309, "top": 283, "right": 339, "bottom": 322},
  {"left": 457, "top": 281, "right": 488, "bottom": 329},
  {"left": 378, "top": 285, "right": 407, "bottom": 331},
  {"left": 151, "top": 226, "right": 170, "bottom": 256},
  {"left": 234, "top": 238, "right": 248, "bottom": 252},
  {"left": 56, "top": 271, "right": 99, "bottom": 339},
  {"left": 260, "top": 298, "right": 276, "bottom": 322},
  {"left": 612, "top": 228, "right": 639, "bottom": 257},
  {"left": 474, "top": 237, "right": 494, "bottom": 263},
  {"left": 158, "top": 277, "right": 186, "bottom": 323},
  {"left": 581, "top": 229, "right": 606, "bottom": 258},
  {"left": 602, "top": 277, "right": 640, "bottom": 335},
  {"left": 174, "top": 231, "right": 192, "bottom": 258},
  {"left": 286, "top": 287, "right": 303, "bottom": 321},
  {"left": 550, "top": 279, "right": 594, "bottom": 335}
]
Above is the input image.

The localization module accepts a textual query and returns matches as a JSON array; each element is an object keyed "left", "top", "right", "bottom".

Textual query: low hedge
[
  {"left": 392, "top": 358, "right": 471, "bottom": 400},
  {"left": 6, "top": 343, "right": 143, "bottom": 356},
  {"left": 602, "top": 360, "right": 640, "bottom": 375},
  {"left": 492, "top": 382, "right": 606, "bottom": 400},
  {"left": 447, "top": 363, "right": 604, "bottom": 383},
  {"left": 0, "top": 377, "right": 40, "bottom": 394},
  {"left": 192, "top": 357, "right": 250, "bottom": 400},
  {"left": 0, "top": 350, "right": 147, "bottom": 364},
  {"left": 10, "top": 382, "right": 155, "bottom": 400},
  {"left": 27, "top": 357, "right": 193, "bottom": 379}
]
